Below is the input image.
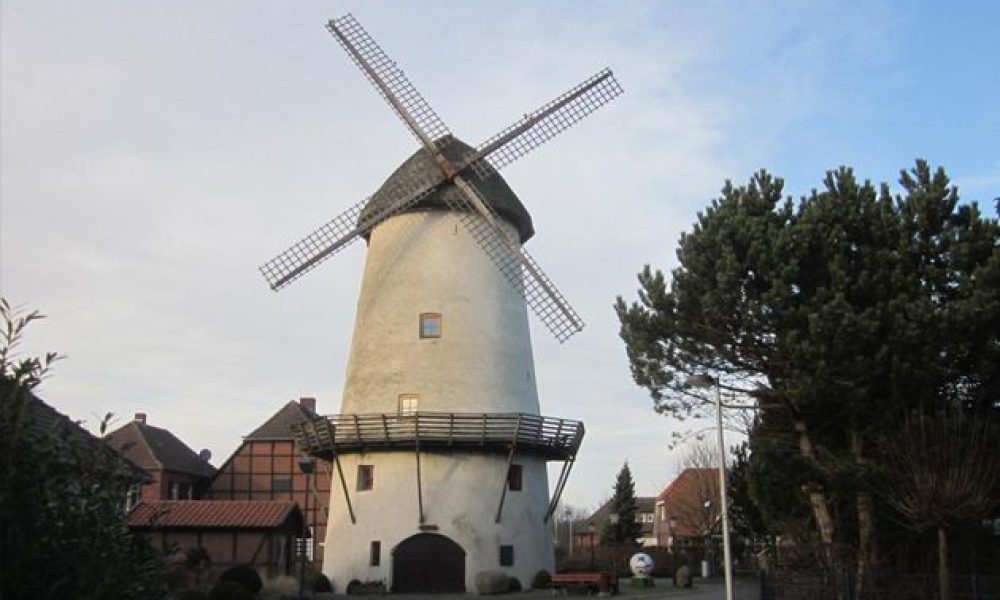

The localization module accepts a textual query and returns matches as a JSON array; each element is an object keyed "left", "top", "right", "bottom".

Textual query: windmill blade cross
[
  {"left": 447, "top": 176, "right": 584, "bottom": 342},
  {"left": 260, "top": 166, "right": 447, "bottom": 290},
  {"left": 469, "top": 68, "right": 623, "bottom": 176},
  {"left": 327, "top": 14, "right": 450, "bottom": 153}
]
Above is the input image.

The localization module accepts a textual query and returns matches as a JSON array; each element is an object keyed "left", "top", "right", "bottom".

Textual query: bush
[
  {"left": 530, "top": 570, "right": 552, "bottom": 589},
  {"left": 210, "top": 580, "right": 256, "bottom": 600},
  {"left": 508, "top": 576, "right": 522, "bottom": 592},
  {"left": 307, "top": 572, "right": 334, "bottom": 593},
  {"left": 218, "top": 564, "right": 262, "bottom": 594},
  {"left": 474, "top": 570, "right": 511, "bottom": 595}
]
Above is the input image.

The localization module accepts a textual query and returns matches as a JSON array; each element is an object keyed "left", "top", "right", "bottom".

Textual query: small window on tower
[
  {"left": 419, "top": 313, "right": 442, "bottom": 338},
  {"left": 357, "top": 465, "right": 374, "bottom": 491},
  {"left": 370, "top": 541, "right": 381, "bottom": 566},
  {"left": 398, "top": 394, "right": 419, "bottom": 416},
  {"left": 499, "top": 545, "right": 514, "bottom": 566},
  {"left": 507, "top": 464, "right": 523, "bottom": 491}
]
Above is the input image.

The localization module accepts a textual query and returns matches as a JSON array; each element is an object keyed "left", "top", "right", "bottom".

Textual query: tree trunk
[
  {"left": 793, "top": 418, "right": 836, "bottom": 545},
  {"left": 855, "top": 491, "right": 874, "bottom": 595},
  {"left": 938, "top": 525, "right": 950, "bottom": 600},
  {"left": 852, "top": 429, "right": 875, "bottom": 596}
]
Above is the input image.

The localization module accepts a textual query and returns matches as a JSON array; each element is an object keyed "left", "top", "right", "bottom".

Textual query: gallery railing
[{"left": 291, "top": 411, "right": 584, "bottom": 460}]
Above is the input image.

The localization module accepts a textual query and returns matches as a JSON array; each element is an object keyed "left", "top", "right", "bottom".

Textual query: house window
[
  {"left": 370, "top": 541, "right": 381, "bottom": 566},
  {"left": 419, "top": 313, "right": 442, "bottom": 338},
  {"left": 398, "top": 394, "right": 419, "bottom": 416},
  {"left": 499, "top": 545, "right": 514, "bottom": 566},
  {"left": 125, "top": 484, "right": 141, "bottom": 511},
  {"left": 169, "top": 482, "right": 180, "bottom": 500},
  {"left": 507, "top": 464, "right": 523, "bottom": 491},
  {"left": 274, "top": 476, "right": 292, "bottom": 492},
  {"left": 357, "top": 465, "right": 374, "bottom": 491}
]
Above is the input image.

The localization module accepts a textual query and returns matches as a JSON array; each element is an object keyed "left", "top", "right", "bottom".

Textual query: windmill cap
[{"left": 360, "top": 136, "right": 534, "bottom": 243}]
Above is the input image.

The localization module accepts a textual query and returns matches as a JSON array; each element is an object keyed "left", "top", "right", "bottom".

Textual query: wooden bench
[{"left": 551, "top": 572, "right": 618, "bottom": 595}]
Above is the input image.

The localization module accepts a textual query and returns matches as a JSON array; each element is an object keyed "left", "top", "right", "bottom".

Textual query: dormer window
[{"left": 419, "top": 313, "right": 442, "bottom": 338}]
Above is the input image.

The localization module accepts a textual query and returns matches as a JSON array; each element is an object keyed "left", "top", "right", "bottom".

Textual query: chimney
[
  {"left": 134, "top": 412, "right": 147, "bottom": 424},
  {"left": 299, "top": 397, "right": 316, "bottom": 412}
]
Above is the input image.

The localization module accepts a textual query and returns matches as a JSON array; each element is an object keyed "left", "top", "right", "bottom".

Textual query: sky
[{"left": 2, "top": 1, "right": 999, "bottom": 513}]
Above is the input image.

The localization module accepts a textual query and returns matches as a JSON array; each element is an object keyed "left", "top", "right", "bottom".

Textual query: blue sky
[{"left": 2, "top": 1, "right": 998, "bottom": 512}]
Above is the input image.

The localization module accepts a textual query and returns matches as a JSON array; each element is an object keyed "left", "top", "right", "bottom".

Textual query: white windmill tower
[{"left": 262, "top": 14, "right": 622, "bottom": 592}]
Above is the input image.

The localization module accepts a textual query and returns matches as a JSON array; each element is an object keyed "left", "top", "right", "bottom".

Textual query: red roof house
[
  {"left": 128, "top": 500, "right": 303, "bottom": 579},
  {"left": 653, "top": 468, "right": 720, "bottom": 548}
]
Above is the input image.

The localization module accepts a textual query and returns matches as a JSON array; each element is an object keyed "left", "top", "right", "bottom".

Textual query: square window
[
  {"left": 370, "top": 541, "right": 381, "bottom": 566},
  {"left": 419, "top": 313, "right": 441, "bottom": 338},
  {"left": 357, "top": 465, "right": 374, "bottom": 491},
  {"left": 273, "top": 476, "right": 292, "bottom": 493},
  {"left": 398, "top": 394, "right": 419, "bottom": 416},
  {"left": 507, "top": 464, "right": 523, "bottom": 492},
  {"left": 499, "top": 545, "right": 514, "bottom": 567}
]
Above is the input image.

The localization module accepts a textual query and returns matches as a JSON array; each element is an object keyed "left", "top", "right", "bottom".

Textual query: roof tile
[{"left": 127, "top": 500, "right": 301, "bottom": 529}]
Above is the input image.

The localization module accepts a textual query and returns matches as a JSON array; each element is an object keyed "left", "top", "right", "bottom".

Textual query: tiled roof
[
  {"left": 245, "top": 400, "right": 318, "bottom": 440},
  {"left": 127, "top": 500, "right": 302, "bottom": 529},
  {"left": 584, "top": 496, "right": 657, "bottom": 535},
  {"left": 105, "top": 421, "right": 216, "bottom": 478},
  {"left": 656, "top": 468, "right": 720, "bottom": 538}
]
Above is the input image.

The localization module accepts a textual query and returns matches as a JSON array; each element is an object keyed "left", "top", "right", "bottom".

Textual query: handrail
[{"left": 291, "top": 411, "right": 584, "bottom": 461}]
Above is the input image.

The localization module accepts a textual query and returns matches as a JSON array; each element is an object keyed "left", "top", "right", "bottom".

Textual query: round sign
[{"left": 629, "top": 552, "right": 654, "bottom": 577}]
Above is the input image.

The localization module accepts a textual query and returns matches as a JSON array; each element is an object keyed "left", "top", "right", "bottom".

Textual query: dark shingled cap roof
[
  {"left": 359, "top": 136, "right": 534, "bottom": 243},
  {"left": 105, "top": 420, "right": 216, "bottom": 479}
]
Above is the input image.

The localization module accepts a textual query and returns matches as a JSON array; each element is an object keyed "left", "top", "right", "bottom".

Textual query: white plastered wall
[{"left": 324, "top": 210, "right": 554, "bottom": 591}]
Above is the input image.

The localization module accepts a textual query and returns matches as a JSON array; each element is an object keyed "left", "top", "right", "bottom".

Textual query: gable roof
[
  {"left": 245, "top": 400, "right": 318, "bottom": 441},
  {"left": 656, "top": 468, "right": 720, "bottom": 538},
  {"left": 127, "top": 500, "right": 302, "bottom": 530},
  {"left": 583, "top": 496, "right": 657, "bottom": 536},
  {"left": 105, "top": 420, "right": 216, "bottom": 479},
  {"left": 1, "top": 381, "right": 149, "bottom": 482}
]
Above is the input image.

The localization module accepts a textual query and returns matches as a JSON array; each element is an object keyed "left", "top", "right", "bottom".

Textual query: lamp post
[
  {"left": 685, "top": 373, "right": 733, "bottom": 600},
  {"left": 586, "top": 522, "right": 596, "bottom": 570},
  {"left": 298, "top": 454, "right": 316, "bottom": 600}
]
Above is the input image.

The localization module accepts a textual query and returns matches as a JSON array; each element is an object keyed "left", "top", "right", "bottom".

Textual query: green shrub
[
  {"left": 530, "top": 570, "right": 552, "bottom": 589},
  {"left": 210, "top": 580, "right": 256, "bottom": 600},
  {"left": 307, "top": 571, "right": 334, "bottom": 592},
  {"left": 508, "top": 576, "right": 522, "bottom": 592},
  {"left": 218, "top": 564, "right": 262, "bottom": 594}
]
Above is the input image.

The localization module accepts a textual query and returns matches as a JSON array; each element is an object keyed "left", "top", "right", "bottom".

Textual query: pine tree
[{"left": 601, "top": 462, "right": 642, "bottom": 545}]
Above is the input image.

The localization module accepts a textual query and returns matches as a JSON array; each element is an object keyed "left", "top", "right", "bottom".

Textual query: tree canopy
[{"left": 616, "top": 161, "right": 1000, "bottom": 583}]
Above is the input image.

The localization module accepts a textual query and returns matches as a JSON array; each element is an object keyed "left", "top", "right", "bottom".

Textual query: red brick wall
[
  {"left": 138, "top": 529, "right": 295, "bottom": 579},
  {"left": 208, "top": 440, "right": 331, "bottom": 566}
]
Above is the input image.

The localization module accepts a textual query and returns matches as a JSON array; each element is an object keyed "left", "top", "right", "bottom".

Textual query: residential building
[
  {"left": 653, "top": 468, "right": 720, "bottom": 549},
  {"left": 105, "top": 413, "right": 216, "bottom": 507},
  {"left": 574, "top": 496, "right": 657, "bottom": 551},
  {"left": 128, "top": 500, "right": 303, "bottom": 579},
  {"left": 207, "top": 398, "right": 331, "bottom": 567}
]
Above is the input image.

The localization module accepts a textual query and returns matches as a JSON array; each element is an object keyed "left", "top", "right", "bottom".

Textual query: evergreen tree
[
  {"left": 601, "top": 462, "right": 642, "bottom": 545},
  {"left": 615, "top": 162, "right": 1000, "bottom": 583}
]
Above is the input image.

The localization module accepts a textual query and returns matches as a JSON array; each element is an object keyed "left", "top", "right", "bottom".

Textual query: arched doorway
[{"left": 392, "top": 533, "right": 466, "bottom": 593}]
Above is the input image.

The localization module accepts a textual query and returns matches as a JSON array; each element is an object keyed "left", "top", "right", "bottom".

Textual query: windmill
[{"left": 273, "top": 14, "right": 622, "bottom": 593}]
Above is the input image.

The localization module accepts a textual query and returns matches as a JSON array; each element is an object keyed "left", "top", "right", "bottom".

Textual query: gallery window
[
  {"left": 357, "top": 465, "right": 375, "bottom": 491},
  {"left": 419, "top": 313, "right": 442, "bottom": 338},
  {"left": 370, "top": 541, "right": 381, "bottom": 566},
  {"left": 398, "top": 394, "right": 420, "bottom": 416},
  {"left": 507, "top": 464, "right": 523, "bottom": 491},
  {"left": 499, "top": 545, "right": 514, "bottom": 567}
]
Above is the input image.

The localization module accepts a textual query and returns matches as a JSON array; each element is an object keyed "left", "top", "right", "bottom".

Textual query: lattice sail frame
[{"left": 260, "top": 13, "right": 623, "bottom": 341}]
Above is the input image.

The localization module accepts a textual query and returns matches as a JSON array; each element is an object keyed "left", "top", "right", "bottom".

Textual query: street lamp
[
  {"left": 297, "top": 454, "right": 316, "bottom": 600},
  {"left": 685, "top": 373, "right": 733, "bottom": 600},
  {"left": 586, "top": 522, "right": 597, "bottom": 570}
]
